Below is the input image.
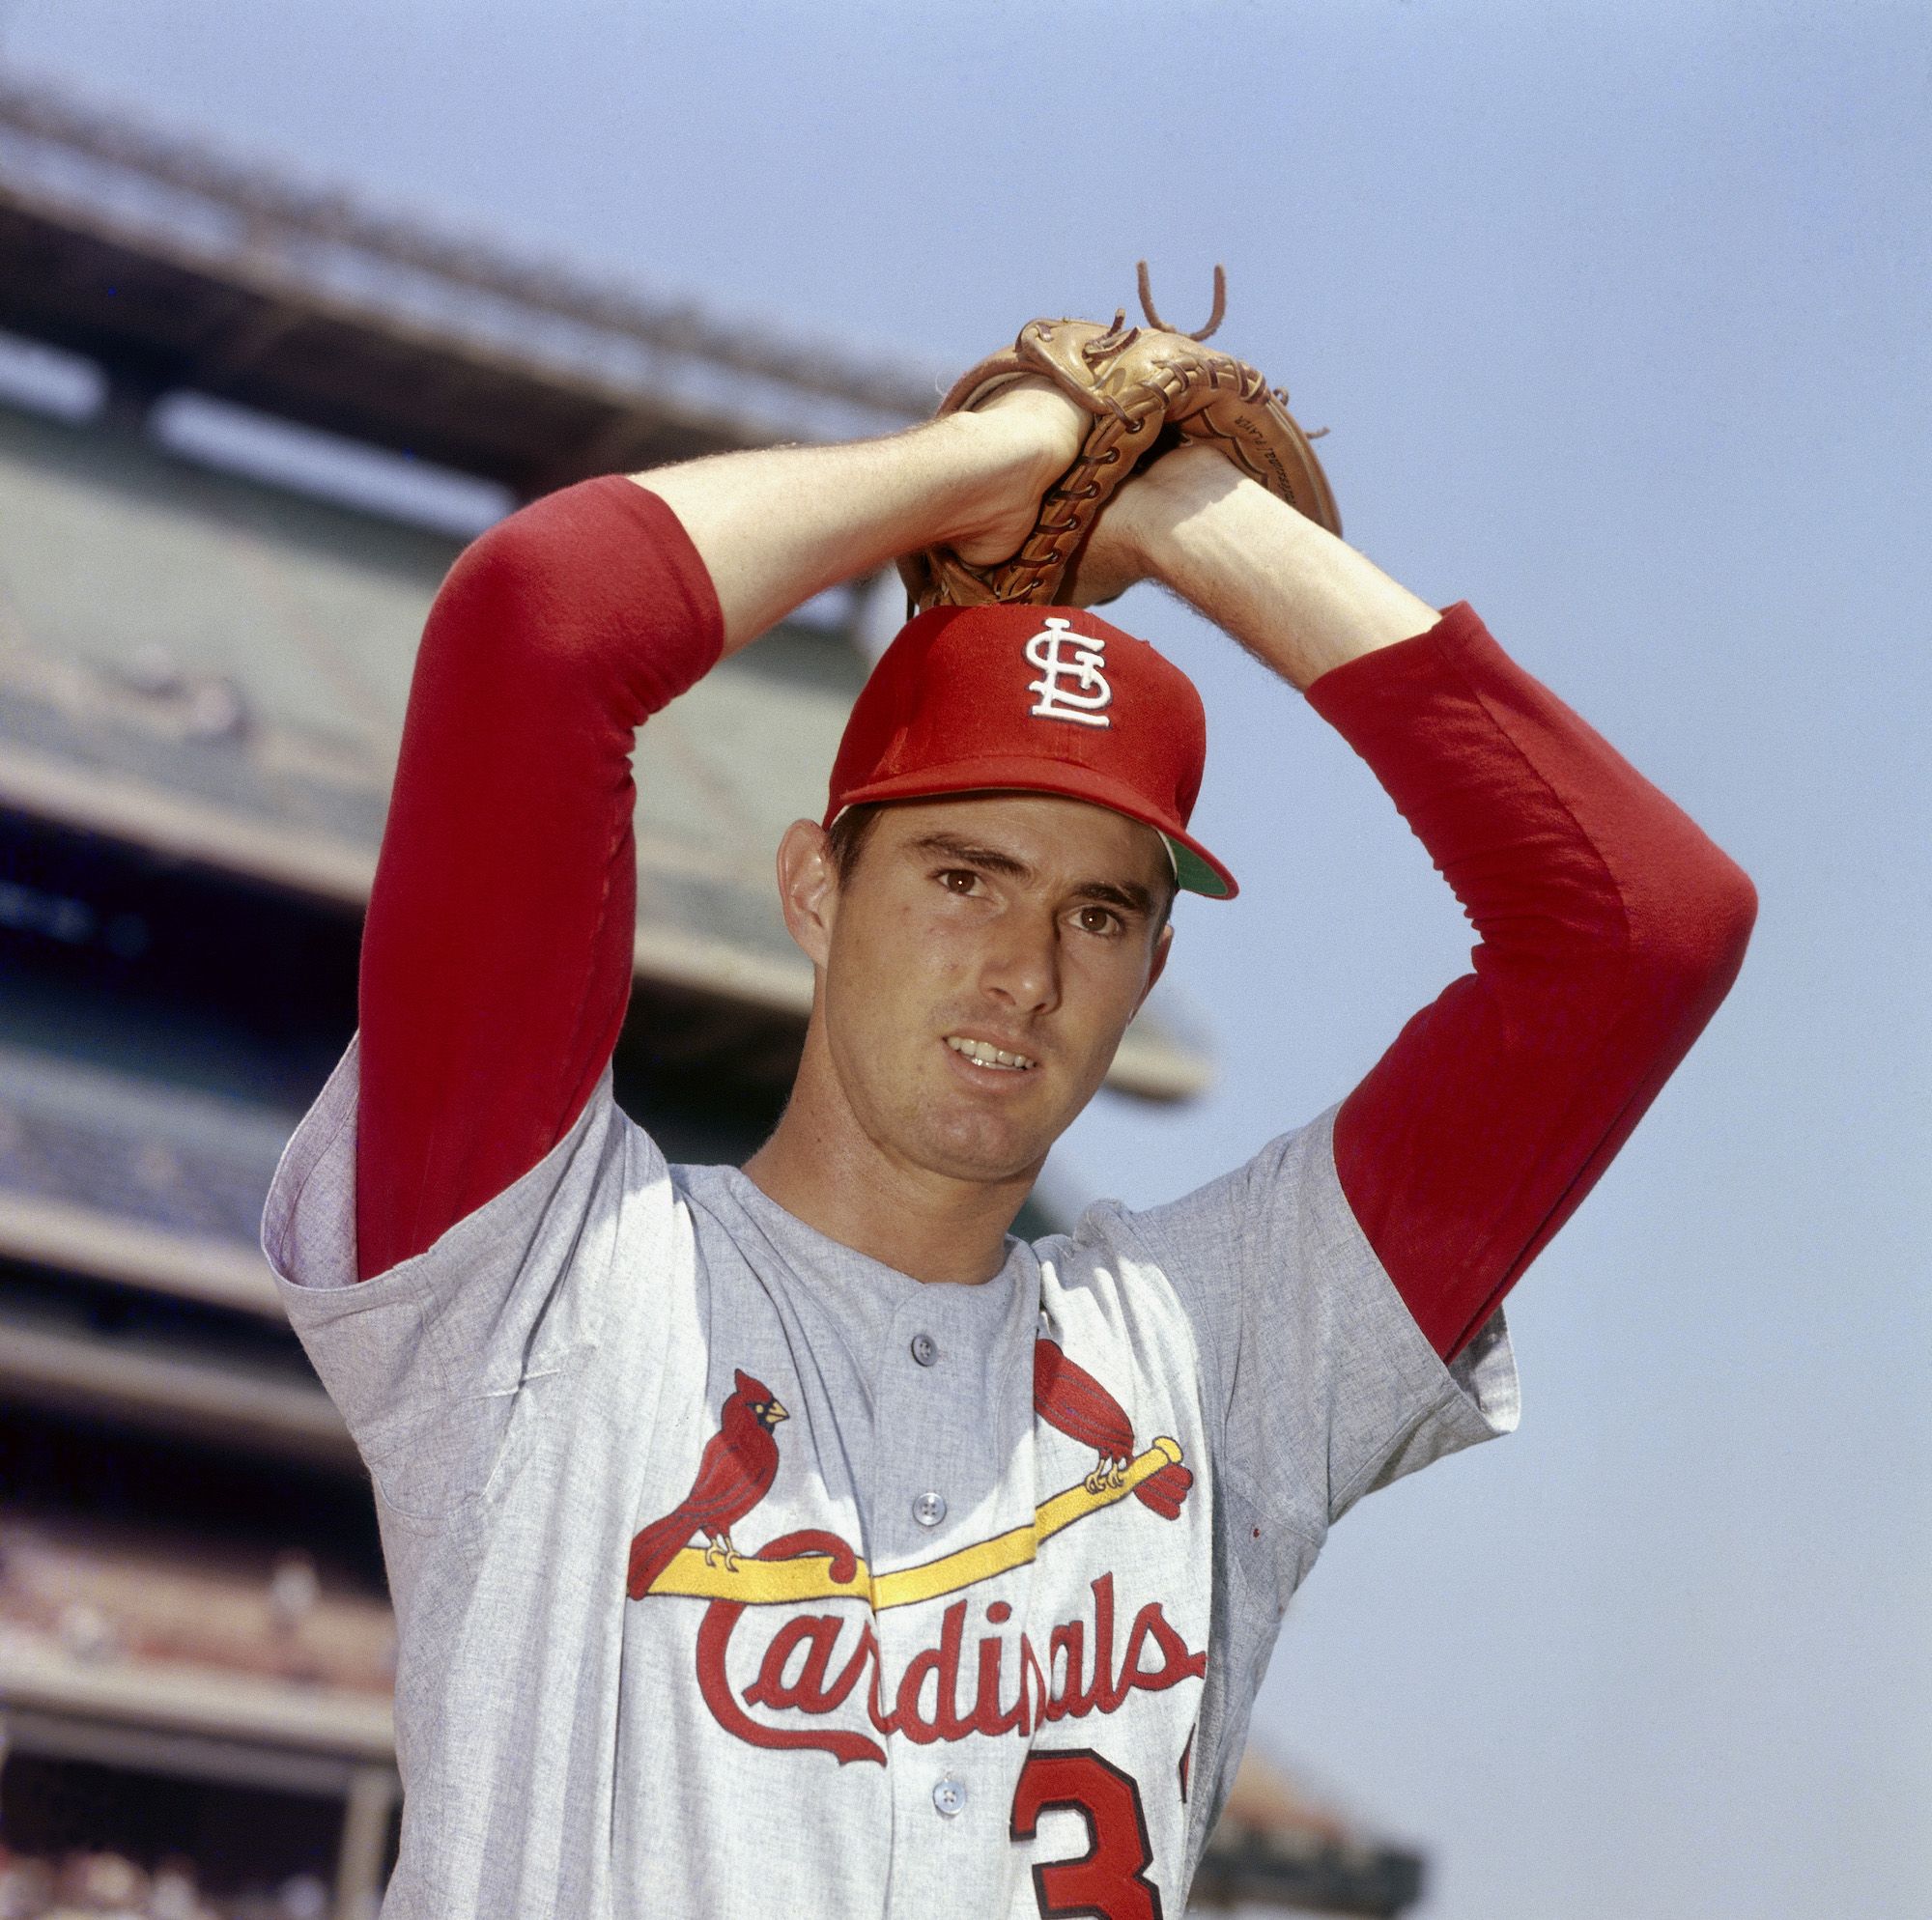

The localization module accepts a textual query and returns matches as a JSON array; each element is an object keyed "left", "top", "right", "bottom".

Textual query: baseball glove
[{"left": 898, "top": 263, "right": 1341, "bottom": 613}]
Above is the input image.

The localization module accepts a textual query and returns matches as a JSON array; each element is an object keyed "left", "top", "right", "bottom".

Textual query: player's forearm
[
  {"left": 1117, "top": 448, "right": 1440, "bottom": 684},
  {"left": 637, "top": 399, "right": 1070, "bottom": 655}
]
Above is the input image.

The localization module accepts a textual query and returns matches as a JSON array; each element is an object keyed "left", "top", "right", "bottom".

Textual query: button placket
[
  {"left": 883, "top": 1297, "right": 968, "bottom": 1558},
  {"left": 875, "top": 1270, "right": 1046, "bottom": 1917}
]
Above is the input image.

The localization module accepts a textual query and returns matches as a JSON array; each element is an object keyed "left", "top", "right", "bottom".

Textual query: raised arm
[
  {"left": 355, "top": 480, "right": 721, "bottom": 1281},
  {"left": 355, "top": 390, "right": 1087, "bottom": 1280},
  {"left": 1099, "top": 448, "right": 1758, "bottom": 1360}
]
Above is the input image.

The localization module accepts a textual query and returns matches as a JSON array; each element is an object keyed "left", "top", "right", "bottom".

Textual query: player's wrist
[
  {"left": 1112, "top": 445, "right": 1248, "bottom": 586},
  {"left": 1055, "top": 447, "right": 1229, "bottom": 606}
]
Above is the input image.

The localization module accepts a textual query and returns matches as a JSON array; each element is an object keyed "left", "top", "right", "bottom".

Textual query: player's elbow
[
  {"left": 1631, "top": 844, "right": 1759, "bottom": 1007},
  {"left": 423, "top": 494, "right": 589, "bottom": 680},
  {"left": 1706, "top": 855, "right": 1760, "bottom": 969},
  {"left": 437, "top": 502, "right": 554, "bottom": 616}
]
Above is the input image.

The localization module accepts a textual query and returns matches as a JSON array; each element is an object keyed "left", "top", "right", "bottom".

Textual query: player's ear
[
  {"left": 775, "top": 818, "right": 838, "bottom": 967},
  {"left": 1135, "top": 920, "right": 1174, "bottom": 1013}
]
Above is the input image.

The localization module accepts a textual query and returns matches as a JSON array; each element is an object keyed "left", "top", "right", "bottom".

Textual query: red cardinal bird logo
[
  {"left": 626, "top": 1369, "right": 789, "bottom": 1600},
  {"left": 1033, "top": 1337, "right": 1193, "bottom": 1520}
]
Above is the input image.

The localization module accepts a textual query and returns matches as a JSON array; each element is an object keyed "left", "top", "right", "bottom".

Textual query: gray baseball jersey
[{"left": 263, "top": 1034, "right": 1518, "bottom": 1918}]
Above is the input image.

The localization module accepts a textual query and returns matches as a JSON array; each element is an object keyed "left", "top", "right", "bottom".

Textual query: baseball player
[{"left": 262, "top": 300, "right": 1755, "bottom": 1918}]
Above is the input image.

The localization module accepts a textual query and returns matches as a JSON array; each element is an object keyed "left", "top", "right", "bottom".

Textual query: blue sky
[{"left": 4, "top": 3, "right": 1925, "bottom": 1914}]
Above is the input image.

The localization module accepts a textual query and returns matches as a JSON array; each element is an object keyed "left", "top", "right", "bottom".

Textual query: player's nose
[{"left": 977, "top": 907, "right": 1061, "bottom": 1016}]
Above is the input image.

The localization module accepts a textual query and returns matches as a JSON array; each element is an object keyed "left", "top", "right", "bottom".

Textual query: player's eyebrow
[
  {"left": 906, "top": 832, "right": 1034, "bottom": 881},
  {"left": 907, "top": 833, "right": 1154, "bottom": 918},
  {"left": 1070, "top": 878, "right": 1156, "bottom": 918}
]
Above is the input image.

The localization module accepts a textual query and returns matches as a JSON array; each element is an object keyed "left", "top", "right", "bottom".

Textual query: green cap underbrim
[{"left": 1161, "top": 834, "right": 1236, "bottom": 901}]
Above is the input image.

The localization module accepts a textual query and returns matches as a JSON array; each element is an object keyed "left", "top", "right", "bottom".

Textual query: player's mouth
[{"left": 944, "top": 1033, "right": 1038, "bottom": 1074}]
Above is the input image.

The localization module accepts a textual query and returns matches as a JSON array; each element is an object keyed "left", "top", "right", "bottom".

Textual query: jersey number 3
[{"left": 1009, "top": 1749, "right": 1163, "bottom": 1920}]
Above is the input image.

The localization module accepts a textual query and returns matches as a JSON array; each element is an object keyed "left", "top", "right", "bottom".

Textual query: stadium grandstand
[{"left": 0, "top": 70, "right": 1426, "bottom": 1919}]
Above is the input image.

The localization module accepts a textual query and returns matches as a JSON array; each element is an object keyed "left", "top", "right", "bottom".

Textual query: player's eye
[
  {"left": 935, "top": 868, "right": 982, "bottom": 895},
  {"left": 1073, "top": 905, "right": 1123, "bottom": 936}
]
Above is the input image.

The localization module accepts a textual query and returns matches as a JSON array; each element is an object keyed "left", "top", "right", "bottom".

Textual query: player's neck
[{"left": 742, "top": 1074, "right": 1037, "bottom": 1286}]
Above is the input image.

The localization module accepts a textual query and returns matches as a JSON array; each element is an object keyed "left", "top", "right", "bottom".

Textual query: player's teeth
[{"left": 946, "top": 1036, "right": 1035, "bottom": 1069}]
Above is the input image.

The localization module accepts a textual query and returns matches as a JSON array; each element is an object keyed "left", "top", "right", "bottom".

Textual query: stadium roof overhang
[
  {"left": 0, "top": 189, "right": 738, "bottom": 496},
  {"left": 0, "top": 73, "right": 934, "bottom": 495}
]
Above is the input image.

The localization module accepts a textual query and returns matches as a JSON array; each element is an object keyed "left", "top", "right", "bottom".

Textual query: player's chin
[{"left": 915, "top": 1085, "right": 1086, "bottom": 1183}]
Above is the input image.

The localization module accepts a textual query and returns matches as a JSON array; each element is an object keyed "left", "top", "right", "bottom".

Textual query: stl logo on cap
[
  {"left": 822, "top": 601, "right": 1239, "bottom": 898},
  {"left": 1025, "top": 617, "right": 1113, "bottom": 729}
]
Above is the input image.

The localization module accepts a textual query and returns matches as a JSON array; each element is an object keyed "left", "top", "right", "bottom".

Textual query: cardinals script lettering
[{"left": 699, "top": 1569, "right": 1206, "bottom": 1765}]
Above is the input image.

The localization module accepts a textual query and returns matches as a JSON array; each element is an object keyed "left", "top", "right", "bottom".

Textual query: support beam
[{"left": 335, "top": 1765, "right": 400, "bottom": 1920}]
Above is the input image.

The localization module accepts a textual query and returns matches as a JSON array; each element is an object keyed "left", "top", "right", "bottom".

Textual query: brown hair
[{"left": 826, "top": 803, "right": 884, "bottom": 889}]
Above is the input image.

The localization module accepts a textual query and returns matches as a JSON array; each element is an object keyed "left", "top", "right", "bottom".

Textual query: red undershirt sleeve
[
  {"left": 1304, "top": 604, "right": 1757, "bottom": 1365},
  {"left": 355, "top": 475, "right": 724, "bottom": 1283}
]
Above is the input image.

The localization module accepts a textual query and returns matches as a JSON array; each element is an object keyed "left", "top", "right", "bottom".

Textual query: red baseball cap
[{"left": 824, "top": 603, "right": 1237, "bottom": 900}]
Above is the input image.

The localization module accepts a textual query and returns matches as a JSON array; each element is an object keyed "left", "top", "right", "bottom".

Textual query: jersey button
[
  {"left": 913, "top": 1490, "right": 947, "bottom": 1529},
  {"left": 910, "top": 1333, "right": 940, "bottom": 1368},
  {"left": 932, "top": 1775, "right": 968, "bottom": 1819}
]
